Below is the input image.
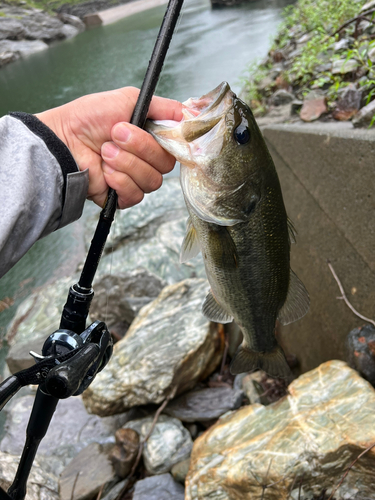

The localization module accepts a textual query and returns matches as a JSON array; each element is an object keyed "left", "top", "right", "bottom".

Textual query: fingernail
[
  {"left": 102, "top": 162, "right": 115, "bottom": 175},
  {"left": 102, "top": 142, "right": 119, "bottom": 159},
  {"left": 113, "top": 123, "right": 131, "bottom": 143}
]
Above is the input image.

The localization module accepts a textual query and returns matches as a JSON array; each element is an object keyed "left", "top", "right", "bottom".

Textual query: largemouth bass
[{"left": 146, "top": 82, "right": 309, "bottom": 379}]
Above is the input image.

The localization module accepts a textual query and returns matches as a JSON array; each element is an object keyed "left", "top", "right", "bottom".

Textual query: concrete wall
[{"left": 262, "top": 122, "right": 375, "bottom": 373}]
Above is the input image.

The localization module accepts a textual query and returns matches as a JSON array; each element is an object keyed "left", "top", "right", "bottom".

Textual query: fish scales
[{"left": 146, "top": 82, "right": 309, "bottom": 379}]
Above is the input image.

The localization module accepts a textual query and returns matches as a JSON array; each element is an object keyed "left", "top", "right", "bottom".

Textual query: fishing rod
[{"left": 0, "top": 0, "right": 185, "bottom": 498}]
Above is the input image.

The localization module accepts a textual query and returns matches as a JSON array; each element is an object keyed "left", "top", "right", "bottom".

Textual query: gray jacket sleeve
[{"left": 0, "top": 113, "right": 89, "bottom": 279}]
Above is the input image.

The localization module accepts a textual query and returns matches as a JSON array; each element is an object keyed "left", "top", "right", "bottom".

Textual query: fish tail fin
[{"left": 230, "top": 344, "right": 291, "bottom": 379}]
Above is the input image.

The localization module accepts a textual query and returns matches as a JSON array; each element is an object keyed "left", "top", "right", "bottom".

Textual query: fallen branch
[
  {"left": 330, "top": 10, "right": 375, "bottom": 38},
  {"left": 327, "top": 442, "right": 375, "bottom": 500},
  {"left": 327, "top": 261, "right": 375, "bottom": 327},
  {"left": 117, "top": 389, "right": 176, "bottom": 500}
]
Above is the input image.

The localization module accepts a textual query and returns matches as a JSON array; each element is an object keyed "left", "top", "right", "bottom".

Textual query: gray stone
[
  {"left": 332, "top": 58, "right": 360, "bottom": 75},
  {"left": 362, "top": 0, "right": 375, "bottom": 11},
  {"left": 124, "top": 415, "right": 193, "bottom": 475},
  {"left": 100, "top": 479, "right": 128, "bottom": 500},
  {"left": 0, "top": 39, "right": 48, "bottom": 58},
  {"left": 270, "top": 89, "right": 294, "bottom": 106},
  {"left": 21, "top": 13, "right": 66, "bottom": 42},
  {"left": 98, "top": 217, "right": 206, "bottom": 284},
  {"left": 0, "top": 18, "right": 25, "bottom": 40},
  {"left": 352, "top": 99, "right": 375, "bottom": 127},
  {"left": 0, "top": 394, "right": 129, "bottom": 476},
  {"left": 85, "top": 177, "right": 186, "bottom": 253},
  {"left": 255, "top": 103, "right": 293, "bottom": 127},
  {"left": 58, "top": 12, "right": 85, "bottom": 32},
  {"left": 164, "top": 387, "right": 243, "bottom": 423},
  {"left": 83, "top": 279, "right": 223, "bottom": 416},
  {"left": 235, "top": 371, "right": 265, "bottom": 404},
  {"left": 347, "top": 324, "right": 375, "bottom": 386},
  {"left": 59, "top": 442, "right": 117, "bottom": 500},
  {"left": 0, "top": 451, "right": 59, "bottom": 499},
  {"left": 133, "top": 473, "right": 185, "bottom": 500},
  {"left": 186, "top": 361, "right": 375, "bottom": 500},
  {"left": 0, "top": 49, "right": 17, "bottom": 67},
  {"left": 171, "top": 458, "right": 191, "bottom": 484},
  {"left": 6, "top": 334, "right": 46, "bottom": 373},
  {"left": 334, "top": 38, "right": 349, "bottom": 51},
  {"left": 333, "top": 83, "right": 362, "bottom": 121},
  {"left": 60, "top": 23, "right": 79, "bottom": 39},
  {"left": 89, "top": 268, "right": 166, "bottom": 334}
]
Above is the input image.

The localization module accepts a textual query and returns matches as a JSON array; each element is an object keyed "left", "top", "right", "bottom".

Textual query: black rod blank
[{"left": 78, "top": 0, "right": 184, "bottom": 291}]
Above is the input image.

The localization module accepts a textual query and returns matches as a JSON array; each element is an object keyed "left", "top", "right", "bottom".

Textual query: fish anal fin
[
  {"left": 180, "top": 217, "right": 200, "bottom": 263},
  {"left": 202, "top": 290, "right": 233, "bottom": 324},
  {"left": 278, "top": 269, "right": 310, "bottom": 326},
  {"left": 208, "top": 226, "right": 238, "bottom": 269},
  {"left": 230, "top": 345, "right": 291, "bottom": 379}
]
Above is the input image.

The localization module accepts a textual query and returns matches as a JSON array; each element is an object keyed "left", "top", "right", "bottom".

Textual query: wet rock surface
[
  {"left": 186, "top": 361, "right": 375, "bottom": 500},
  {"left": 0, "top": 3, "right": 84, "bottom": 68},
  {"left": 347, "top": 324, "right": 375, "bottom": 385},
  {"left": 132, "top": 473, "right": 185, "bottom": 500},
  {"left": 124, "top": 414, "right": 193, "bottom": 474},
  {"left": 59, "top": 442, "right": 117, "bottom": 500},
  {"left": 83, "top": 278, "right": 223, "bottom": 416},
  {"left": 163, "top": 386, "right": 243, "bottom": 423}
]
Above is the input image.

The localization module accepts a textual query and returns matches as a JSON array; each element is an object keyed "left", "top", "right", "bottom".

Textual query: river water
[{"left": 0, "top": 0, "right": 293, "bottom": 342}]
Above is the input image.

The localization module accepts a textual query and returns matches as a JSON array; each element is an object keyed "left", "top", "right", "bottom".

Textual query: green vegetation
[
  {"left": 4, "top": 0, "right": 98, "bottom": 13},
  {"left": 244, "top": 0, "right": 375, "bottom": 118}
]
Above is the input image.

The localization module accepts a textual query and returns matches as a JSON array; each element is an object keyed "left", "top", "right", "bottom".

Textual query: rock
[
  {"left": 332, "top": 84, "right": 362, "bottom": 121},
  {"left": 89, "top": 268, "right": 166, "bottom": 336},
  {"left": 0, "top": 39, "right": 48, "bottom": 58},
  {"left": 109, "top": 428, "right": 139, "bottom": 479},
  {"left": 0, "top": 18, "right": 25, "bottom": 40},
  {"left": 124, "top": 415, "right": 193, "bottom": 475},
  {"left": 83, "top": 279, "right": 223, "bottom": 416},
  {"left": 270, "top": 89, "right": 294, "bottom": 106},
  {"left": 235, "top": 371, "right": 263, "bottom": 404},
  {"left": 61, "top": 23, "right": 79, "bottom": 39},
  {"left": 133, "top": 473, "right": 185, "bottom": 500},
  {"left": 85, "top": 177, "right": 185, "bottom": 253},
  {"left": 0, "top": 49, "right": 17, "bottom": 67},
  {"left": 0, "top": 394, "right": 129, "bottom": 477},
  {"left": 362, "top": 0, "right": 375, "bottom": 11},
  {"left": 58, "top": 12, "right": 85, "bottom": 32},
  {"left": 300, "top": 96, "right": 327, "bottom": 122},
  {"left": 334, "top": 38, "right": 349, "bottom": 51},
  {"left": 185, "top": 361, "right": 375, "bottom": 500},
  {"left": 59, "top": 442, "right": 117, "bottom": 500},
  {"left": 171, "top": 458, "right": 191, "bottom": 484},
  {"left": 6, "top": 334, "right": 46, "bottom": 373},
  {"left": 369, "top": 46, "right": 375, "bottom": 63},
  {"left": 0, "top": 451, "right": 59, "bottom": 499},
  {"left": 332, "top": 58, "right": 360, "bottom": 75},
  {"left": 100, "top": 479, "right": 128, "bottom": 500},
  {"left": 255, "top": 103, "right": 293, "bottom": 127},
  {"left": 347, "top": 324, "right": 375, "bottom": 386},
  {"left": 352, "top": 99, "right": 375, "bottom": 127},
  {"left": 257, "top": 75, "right": 273, "bottom": 91},
  {"left": 5, "top": 275, "right": 77, "bottom": 346},
  {"left": 20, "top": 12, "right": 66, "bottom": 42},
  {"left": 164, "top": 387, "right": 243, "bottom": 423}
]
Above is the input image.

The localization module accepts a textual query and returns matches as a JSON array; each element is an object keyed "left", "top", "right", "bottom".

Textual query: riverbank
[{"left": 243, "top": 0, "right": 375, "bottom": 128}]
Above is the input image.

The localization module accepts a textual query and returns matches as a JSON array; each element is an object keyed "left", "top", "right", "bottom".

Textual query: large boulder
[
  {"left": 186, "top": 361, "right": 375, "bottom": 500},
  {"left": 83, "top": 279, "right": 223, "bottom": 416}
]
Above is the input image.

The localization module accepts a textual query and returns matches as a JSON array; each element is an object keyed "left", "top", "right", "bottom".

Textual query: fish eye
[{"left": 234, "top": 123, "right": 251, "bottom": 145}]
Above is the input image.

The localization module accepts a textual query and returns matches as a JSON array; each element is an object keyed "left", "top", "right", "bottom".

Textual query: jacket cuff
[{"left": 9, "top": 112, "right": 88, "bottom": 228}]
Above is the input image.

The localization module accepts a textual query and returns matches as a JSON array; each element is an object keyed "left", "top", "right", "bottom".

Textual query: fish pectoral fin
[
  {"left": 230, "top": 345, "right": 291, "bottom": 379},
  {"left": 208, "top": 226, "right": 239, "bottom": 269},
  {"left": 277, "top": 269, "right": 310, "bottom": 326},
  {"left": 180, "top": 217, "right": 201, "bottom": 263},
  {"left": 287, "top": 217, "right": 297, "bottom": 245},
  {"left": 202, "top": 290, "right": 233, "bottom": 324}
]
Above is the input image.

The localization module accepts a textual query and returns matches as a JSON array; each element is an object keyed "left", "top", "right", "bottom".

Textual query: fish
[{"left": 146, "top": 82, "right": 309, "bottom": 379}]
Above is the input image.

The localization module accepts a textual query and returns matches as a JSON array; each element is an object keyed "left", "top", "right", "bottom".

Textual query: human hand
[{"left": 35, "top": 87, "right": 183, "bottom": 209}]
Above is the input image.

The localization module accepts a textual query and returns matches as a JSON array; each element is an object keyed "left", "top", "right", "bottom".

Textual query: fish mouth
[{"left": 146, "top": 82, "right": 233, "bottom": 166}]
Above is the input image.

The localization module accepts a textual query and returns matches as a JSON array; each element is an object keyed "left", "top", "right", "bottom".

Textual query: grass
[{"left": 244, "top": 0, "right": 375, "bottom": 114}]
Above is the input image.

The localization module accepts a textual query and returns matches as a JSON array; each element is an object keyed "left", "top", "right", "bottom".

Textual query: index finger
[{"left": 147, "top": 95, "right": 183, "bottom": 122}]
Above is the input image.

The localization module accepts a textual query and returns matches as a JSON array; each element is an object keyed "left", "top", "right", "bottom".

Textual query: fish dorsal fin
[
  {"left": 288, "top": 217, "right": 297, "bottom": 245},
  {"left": 278, "top": 269, "right": 310, "bottom": 325},
  {"left": 202, "top": 290, "right": 233, "bottom": 324},
  {"left": 180, "top": 217, "right": 201, "bottom": 263}
]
